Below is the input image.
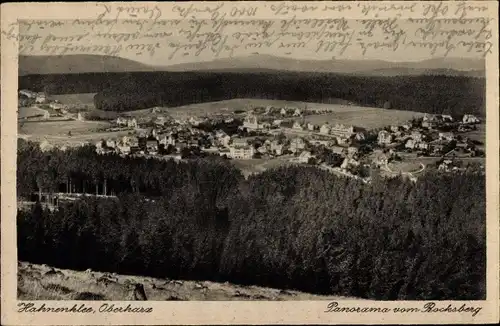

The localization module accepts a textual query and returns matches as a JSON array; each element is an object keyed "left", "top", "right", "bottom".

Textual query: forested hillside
[
  {"left": 17, "top": 140, "right": 486, "bottom": 300},
  {"left": 19, "top": 71, "right": 485, "bottom": 117}
]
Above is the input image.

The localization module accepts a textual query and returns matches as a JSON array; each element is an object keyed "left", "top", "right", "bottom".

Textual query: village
[{"left": 18, "top": 90, "right": 485, "bottom": 182}]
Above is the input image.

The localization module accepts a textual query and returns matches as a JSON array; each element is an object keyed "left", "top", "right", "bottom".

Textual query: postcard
[{"left": 1, "top": 1, "right": 499, "bottom": 325}]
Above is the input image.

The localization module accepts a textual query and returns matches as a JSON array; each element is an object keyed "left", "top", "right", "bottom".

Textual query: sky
[{"left": 17, "top": 16, "right": 490, "bottom": 66}]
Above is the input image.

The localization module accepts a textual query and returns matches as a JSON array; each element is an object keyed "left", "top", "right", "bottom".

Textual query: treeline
[
  {"left": 17, "top": 140, "right": 486, "bottom": 300},
  {"left": 19, "top": 71, "right": 485, "bottom": 117}
]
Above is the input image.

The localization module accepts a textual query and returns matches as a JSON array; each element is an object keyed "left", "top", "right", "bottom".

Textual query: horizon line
[{"left": 19, "top": 53, "right": 485, "bottom": 66}]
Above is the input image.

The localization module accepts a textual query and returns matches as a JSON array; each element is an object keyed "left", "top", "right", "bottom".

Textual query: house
[
  {"left": 146, "top": 139, "right": 158, "bottom": 153},
  {"left": 430, "top": 142, "right": 445, "bottom": 154},
  {"left": 280, "top": 108, "right": 287, "bottom": 116},
  {"left": 42, "top": 110, "right": 50, "bottom": 120},
  {"left": 441, "top": 114, "right": 454, "bottom": 122},
  {"left": 289, "top": 137, "right": 306, "bottom": 153},
  {"left": 128, "top": 136, "right": 139, "bottom": 148},
  {"left": 411, "top": 131, "right": 423, "bottom": 142},
  {"left": 272, "top": 119, "right": 283, "bottom": 126},
  {"left": 257, "top": 146, "right": 268, "bottom": 154},
  {"left": 159, "top": 135, "right": 175, "bottom": 146},
  {"left": 35, "top": 93, "right": 47, "bottom": 104},
  {"left": 354, "top": 132, "right": 365, "bottom": 141},
  {"left": 336, "top": 136, "right": 350, "bottom": 146},
  {"left": 423, "top": 113, "right": 436, "bottom": 122},
  {"left": 331, "top": 145, "right": 346, "bottom": 156},
  {"left": 405, "top": 139, "right": 417, "bottom": 149},
  {"left": 439, "top": 132, "right": 454, "bottom": 141},
  {"left": 310, "top": 140, "right": 330, "bottom": 147},
  {"left": 320, "top": 124, "right": 331, "bottom": 135},
  {"left": 292, "top": 121, "right": 303, "bottom": 130},
  {"left": 19, "top": 89, "right": 37, "bottom": 98},
  {"left": 293, "top": 108, "right": 303, "bottom": 117},
  {"left": 243, "top": 113, "right": 259, "bottom": 130},
  {"left": 307, "top": 123, "right": 315, "bottom": 131},
  {"left": 77, "top": 112, "right": 85, "bottom": 121},
  {"left": 229, "top": 145, "right": 255, "bottom": 159},
  {"left": 116, "top": 117, "right": 127, "bottom": 126},
  {"left": 117, "top": 144, "right": 131, "bottom": 154},
  {"left": 390, "top": 125, "right": 400, "bottom": 133},
  {"left": 154, "top": 116, "right": 167, "bottom": 126},
  {"left": 49, "top": 103, "right": 66, "bottom": 111},
  {"left": 231, "top": 137, "right": 248, "bottom": 147},
  {"left": 298, "top": 151, "right": 314, "bottom": 163},
  {"left": 270, "top": 141, "right": 284, "bottom": 155},
  {"left": 106, "top": 139, "right": 116, "bottom": 148},
  {"left": 377, "top": 130, "right": 393, "bottom": 145},
  {"left": 340, "top": 157, "right": 360, "bottom": 170},
  {"left": 421, "top": 120, "right": 436, "bottom": 129},
  {"left": 347, "top": 146, "right": 359, "bottom": 157},
  {"left": 463, "top": 114, "right": 480, "bottom": 124},
  {"left": 417, "top": 142, "right": 429, "bottom": 150},
  {"left": 330, "top": 124, "right": 355, "bottom": 138},
  {"left": 187, "top": 139, "right": 199, "bottom": 148},
  {"left": 189, "top": 116, "right": 203, "bottom": 126},
  {"left": 176, "top": 142, "right": 188, "bottom": 152},
  {"left": 39, "top": 140, "right": 53, "bottom": 152},
  {"left": 372, "top": 151, "right": 389, "bottom": 167}
]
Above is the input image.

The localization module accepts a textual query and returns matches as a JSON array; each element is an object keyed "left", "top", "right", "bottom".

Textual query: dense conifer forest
[
  {"left": 17, "top": 140, "right": 486, "bottom": 300},
  {"left": 19, "top": 71, "right": 485, "bottom": 117}
]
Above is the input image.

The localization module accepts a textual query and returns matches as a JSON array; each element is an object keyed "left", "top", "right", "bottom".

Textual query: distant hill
[
  {"left": 162, "top": 55, "right": 485, "bottom": 77},
  {"left": 19, "top": 54, "right": 485, "bottom": 77},
  {"left": 18, "top": 55, "right": 156, "bottom": 76}
]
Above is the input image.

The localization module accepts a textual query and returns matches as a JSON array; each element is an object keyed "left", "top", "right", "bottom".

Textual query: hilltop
[
  {"left": 18, "top": 261, "right": 352, "bottom": 301},
  {"left": 18, "top": 55, "right": 156, "bottom": 76},
  {"left": 163, "top": 55, "right": 485, "bottom": 76},
  {"left": 19, "top": 54, "right": 485, "bottom": 77}
]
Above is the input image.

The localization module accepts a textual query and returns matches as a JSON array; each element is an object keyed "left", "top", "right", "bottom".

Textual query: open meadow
[
  {"left": 18, "top": 120, "right": 130, "bottom": 146},
  {"left": 123, "top": 98, "right": 370, "bottom": 120},
  {"left": 50, "top": 93, "right": 97, "bottom": 107},
  {"left": 18, "top": 261, "right": 353, "bottom": 301},
  {"left": 302, "top": 108, "right": 426, "bottom": 130}
]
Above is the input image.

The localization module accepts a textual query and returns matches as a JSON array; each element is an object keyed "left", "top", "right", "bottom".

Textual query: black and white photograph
[{"left": 2, "top": 1, "right": 499, "bottom": 324}]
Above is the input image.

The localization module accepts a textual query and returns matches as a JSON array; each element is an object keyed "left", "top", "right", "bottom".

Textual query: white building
[
  {"left": 35, "top": 93, "right": 47, "bottom": 104},
  {"left": 127, "top": 118, "right": 138, "bottom": 128},
  {"left": 293, "top": 108, "right": 303, "bottom": 117},
  {"left": 229, "top": 145, "right": 255, "bottom": 159},
  {"left": 243, "top": 113, "right": 260, "bottom": 130},
  {"left": 330, "top": 124, "right": 355, "bottom": 138},
  {"left": 298, "top": 151, "right": 314, "bottom": 163},
  {"left": 292, "top": 121, "right": 303, "bottom": 130},
  {"left": 439, "top": 132, "right": 455, "bottom": 141},
  {"left": 289, "top": 137, "right": 306, "bottom": 153},
  {"left": 462, "top": 114, "right": 480, "bottom": 124},
  {"left": 378, "top": 130, "right": 393, "bottom": 145},
  {"left": 320, "top": 124, "right": 331, "bottom": 135}
]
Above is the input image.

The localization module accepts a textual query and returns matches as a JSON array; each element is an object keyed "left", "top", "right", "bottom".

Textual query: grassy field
[
  {"left": 50, "top": 93, "right": 97, "bottom": 106},
  {"left": 302, "top": 109, "right": 425, "bottom": 130},
  {"left": 124, "top": 99, "right": 378, "bottom": 120},
  {"left": 18, "top": 120, "right": 132, "bottom": 146},
  {"left": 462, "top": 123, "right": 486, "bottom": 144},
  {"left": 18, "top": 261, "right": 353, "bottom": 301},
  {"left": 18, "top": 107, "right": 48, "bottom": 119}
]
